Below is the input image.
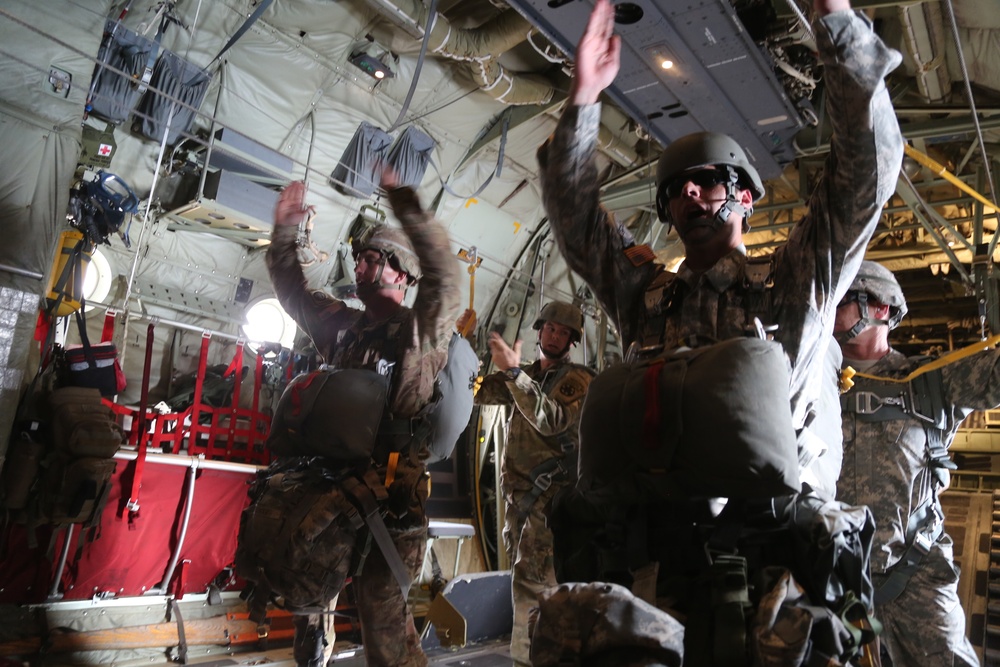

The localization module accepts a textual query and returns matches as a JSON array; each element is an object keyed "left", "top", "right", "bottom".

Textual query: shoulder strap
[
  {"left": 739, "top": 255, "right": 776, "bottom": 335},
  {"left": 635, "top": 270, "right": 682, "bottom": 355}
]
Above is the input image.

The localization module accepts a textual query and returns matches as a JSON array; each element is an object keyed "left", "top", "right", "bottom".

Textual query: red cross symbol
[{"left": 98, "top": 143, "right": 113, "bottom": 157}]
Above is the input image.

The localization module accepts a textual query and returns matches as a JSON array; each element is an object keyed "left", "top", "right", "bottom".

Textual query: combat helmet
[
  {"left": 654, "top": 132, "right": 765, "bottom": 227},
  {"left": 838, "top": 260, "right": 907, "bottom": 340},
  {"left": 353, "top": 224, "right": 421, "bottom": 286},
  {"left": 533, "top": 301, "right": 584, "bottom": 344}
]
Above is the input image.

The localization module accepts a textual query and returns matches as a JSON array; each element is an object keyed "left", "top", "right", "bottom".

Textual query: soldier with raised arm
[
  {"left": 531, "top": 0, "right": 904, "bottom": 662},
  {"left": 247, "top": 171, "right": 461, "bottom": 667}
]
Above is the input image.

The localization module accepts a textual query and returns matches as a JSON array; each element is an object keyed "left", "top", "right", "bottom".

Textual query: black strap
[
  {"left": 73, "top": 306, "right": 99, "bottom": 370},
  {"left": 709, "top": 554, "right": 750, "bottom": 667},
  {"left": 342, "top": 474, "right": 412, "bottom": 596},
  {"left": 387, "top": 0, "right": 438, "bottom": 132},
  {"left": 45, "top": 238, "right": 88, "bottom": 319},
  {"left": 169, "top": 598, "right": 188, "bottom": 664},
  {"left": 516, "top": 453, "right": 572, "bottom": 518},
  {"left": 209, "top": 0, "right": 275, "bottom": 66},
  {"left": 136, "top": 11, "right": 170, "bottom": 95},
  {"left": 874, "top": 499, "right": 944, "bottom": 605}
]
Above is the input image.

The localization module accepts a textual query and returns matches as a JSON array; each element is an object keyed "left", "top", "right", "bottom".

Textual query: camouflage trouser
[
  {"left": 293, "top": 468, "right": 430, "bottom": 667},
  {"left": 292, "top": 596, "right": 338, "bottom": 667},
  {"left": 875, "top": 537, "right": 980, "bottom": 667},
  {"left": 503, "top": 494, "right": 559, "bottom": 665}
]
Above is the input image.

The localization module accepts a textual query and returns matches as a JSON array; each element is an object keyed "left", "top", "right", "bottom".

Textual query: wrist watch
[{"left": 504, "top": 367, "right": 521, "bottom": 381}]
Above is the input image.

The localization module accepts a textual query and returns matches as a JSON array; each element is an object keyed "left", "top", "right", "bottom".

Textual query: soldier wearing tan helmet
[
  {"left": 533, "top": 0, "right": 904, "bottom": 662},
  {"left": 262, "top": 171, "right": 460, "bottom": 667},
  {"left": 467, "top": 300, "right": 594, "bottom": 664},
  {"left": 837, "top": 261, "right": 986, "bottom": 666}
]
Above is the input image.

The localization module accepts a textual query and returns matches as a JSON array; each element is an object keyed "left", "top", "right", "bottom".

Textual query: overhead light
[
  {"left": 349, "top": 51, "right": 394, "bottom": 80},
  {"left": 645, "top": 44, "right": 682, "bottom": 74}
]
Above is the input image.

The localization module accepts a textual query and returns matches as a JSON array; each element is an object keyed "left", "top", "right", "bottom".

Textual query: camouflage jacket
[
  {"left": 537, "top": 10, "right": 903, "bottom": 430},
  {"left": 267, "top": 186, "right": 462, "bottom": 421},
  {"left": 839, "top": 347, "right": 1000, "bottom": 574},
  {"left": 476, "top": 359, "right": 594, "bottom": 500}
]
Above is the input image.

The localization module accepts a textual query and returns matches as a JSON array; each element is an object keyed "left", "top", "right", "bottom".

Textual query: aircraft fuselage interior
[{"left": 1, "top": 0, "right": 999, "bottom": 664}]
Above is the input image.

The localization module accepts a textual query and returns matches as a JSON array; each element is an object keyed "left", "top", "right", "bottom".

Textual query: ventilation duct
[
  {"left": 899, "top": 1, "right": 952, "bottom": 102},
  {"left": 365, "top": 0, "right": 638, "bottom": 165}
]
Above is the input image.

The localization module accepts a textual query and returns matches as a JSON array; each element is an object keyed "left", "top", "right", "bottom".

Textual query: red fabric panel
[
  {"left": 52, "top": 459, "right": 252, "bottom": 600},
  {"left": 59, "top": 460, "right": 186, "bottom": 599},
  {"left": 170, "top": 468, "right": 252, "bottom": 597},
  {"left": 0, "top": 523, "right": 54, "bottom": 604}
]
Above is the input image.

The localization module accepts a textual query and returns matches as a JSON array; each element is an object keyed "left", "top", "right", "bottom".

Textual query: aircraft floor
[{"left": 161, "top": 638, "right": 515, "bottom": 666}]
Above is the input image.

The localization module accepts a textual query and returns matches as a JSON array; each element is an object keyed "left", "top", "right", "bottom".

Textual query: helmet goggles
[{"left": 662, "top": 168, "right": 736, "bottom": 200}]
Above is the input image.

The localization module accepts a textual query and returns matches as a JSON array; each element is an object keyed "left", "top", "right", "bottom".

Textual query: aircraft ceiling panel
[{"left": 505, "top": 0, "right": 807, "bottom": 179}]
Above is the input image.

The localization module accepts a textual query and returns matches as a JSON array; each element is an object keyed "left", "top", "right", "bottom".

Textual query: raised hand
[
  {"left": 381, "top": 164, "right": 400, "bottom": 190},
  {"left": 571, "top": 0, "right": 621, "bottom": 106},
  {"left": 274, "top": 181, "right": 314, "bottom": 227},
  {"left": 488, "top": 331, "right": 522, "bottom": 371}
]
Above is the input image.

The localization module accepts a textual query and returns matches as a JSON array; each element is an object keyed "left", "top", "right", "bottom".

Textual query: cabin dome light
[{"left": 349, "top": 51, "right": 394, "bottom": 80}]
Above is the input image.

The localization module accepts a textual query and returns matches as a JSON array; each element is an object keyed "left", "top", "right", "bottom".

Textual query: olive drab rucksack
[{"left": 234, "top": 460, "right": 385, "bottom": 622}]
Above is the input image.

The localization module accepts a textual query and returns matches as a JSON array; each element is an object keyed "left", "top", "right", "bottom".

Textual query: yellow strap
[
  {"left": 385, "top": 451, "right": 399, "bottom": 488},
  {"left": 457, "top": 249, "right": 480, "bottom": 337},
  {"left": 903, "top": 144, "right": 997, "bottom": 211},
  {"left": 840, "top": 333, "right": 1000, "bottom": 391}
]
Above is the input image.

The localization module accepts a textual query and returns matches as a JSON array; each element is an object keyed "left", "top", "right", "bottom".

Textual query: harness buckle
[
  {"left": 912, "top": 529, "right": 934, "bottom": 556},
  {"left": 907, "top": 397, "right": 939, "bottom": 425},
  {"left": 533, "top": 472, "right": 554, "bottom": 492},
  {"left": 853, "top": 390, "right": 904, "bottom": 415}
]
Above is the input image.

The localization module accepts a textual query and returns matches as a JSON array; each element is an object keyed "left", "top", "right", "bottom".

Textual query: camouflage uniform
[
  {"left": 533, "top": 8, "right": 902, "bottom": 664},
  {"left": 267, "top": 185, "right": 461, "bottom": 667},
  {"left": 475, "top": 359, "right": 594, "bottom": 664},
  {"left": 839, "top": 348, "right": 997, "bottom": 666},
  {"left": 538, "top": 8, "right": 902, "bottom": 439}
]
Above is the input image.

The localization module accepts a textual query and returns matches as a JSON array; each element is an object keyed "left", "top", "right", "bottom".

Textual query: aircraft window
[
  {"left": 242, "top": 297, "right": 298, "bottom": 352},
  {"left": 83, "top": 248, "right": 112, "bottom": 311}
]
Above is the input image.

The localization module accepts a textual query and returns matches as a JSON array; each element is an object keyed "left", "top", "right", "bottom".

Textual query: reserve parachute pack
[
  {"left": 268, "top": 331, "right": 477, "bottom": 463},
  {"left": 578, "top": 336, "right": 800, "bottom": 502},
  {"left": 547, "top": 334, "right": 878, "bottom": 665}
]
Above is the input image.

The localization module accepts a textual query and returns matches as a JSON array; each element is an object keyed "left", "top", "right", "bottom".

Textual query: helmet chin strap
[
  {"left": 674, "top": 166, "right": 752, "bottom": 240},
  {"left": 365, "top": 254, "right": 408, "bottom": 291},
  {"left": 834, "top": 292, "right": 890, "bottom": 343}
]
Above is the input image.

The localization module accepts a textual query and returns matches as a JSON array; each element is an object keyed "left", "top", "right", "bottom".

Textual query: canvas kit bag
[{"left": 63, "top": 308, "right": 126, "bottom": 398}]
